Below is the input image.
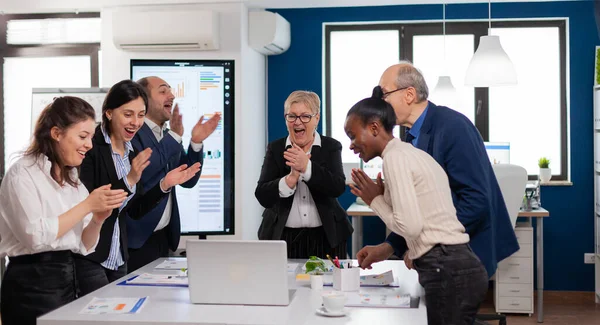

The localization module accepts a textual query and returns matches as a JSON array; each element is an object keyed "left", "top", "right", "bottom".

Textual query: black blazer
[
  {"left": 78, "top": 125, "right": 167, "bottom": 263},
  {"left": 255, "top": 135, "right": 353, "bottom": 248}
]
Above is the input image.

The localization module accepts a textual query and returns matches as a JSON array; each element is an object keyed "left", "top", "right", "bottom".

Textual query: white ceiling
[{"left": 1, "top": 0, "right": 564, "bottom": 14}]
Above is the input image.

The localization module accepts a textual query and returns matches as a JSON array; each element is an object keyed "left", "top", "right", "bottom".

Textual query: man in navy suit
[
  {"left": 356, "top": 62, "right": 519, "bottom": 279},
  {"left": 127, "top": 76, "right": 221, "bottom": 271}
]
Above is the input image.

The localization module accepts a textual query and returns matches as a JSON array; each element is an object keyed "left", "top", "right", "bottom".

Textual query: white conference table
[
  {"left": 347, "top": 202, "right": 550, "bottom": 323},
  {"left": 38, "top": 258, "right": 427, "bottom": 325}
]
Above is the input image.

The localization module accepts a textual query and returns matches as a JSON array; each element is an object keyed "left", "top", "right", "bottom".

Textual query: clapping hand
[
  {"left": 191, "top": 112, "right": 221, "bottom": 143},
  {"left": 161, "top": 162, "right": 202, "bottom": 191},
  {"left": 170, "top": 104, "right": 184, "bottom": 136},
  {"left": 86, "top": 184, "right": 128, "bottom": 223},
  {"left": 126, "top": 148, "right": 152, "bottom": 187},
  {"left": 283, "top": 144, "right": 311, "bottom": 173},
  {"left": 349, "top": 169, "right": 384, "bottom": 206},
  {"left": 284, "top": 167, "right": 301, "bottom": 189}
]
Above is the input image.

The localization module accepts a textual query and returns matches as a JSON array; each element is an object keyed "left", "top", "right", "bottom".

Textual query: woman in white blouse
[
  {"left": 0, "top": 97, "right": 128, "bottom": 325},
  {"left": 345, "top": 88, "right": 488, "bottom": 325}
]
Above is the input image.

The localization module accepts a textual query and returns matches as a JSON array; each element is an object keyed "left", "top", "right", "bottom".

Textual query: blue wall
[{"left": 267, "top": 0, "right": 598, "bottom": 291}]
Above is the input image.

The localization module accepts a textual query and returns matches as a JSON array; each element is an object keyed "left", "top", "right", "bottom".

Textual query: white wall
[
  {"left": 239, "top": 6, "right": 267, "bottom": 241},
  {"left": 1, "top": 0, "right": 558, "bottom": 14},
  {"left": 101, "top": 2, "right": 266, "bottom": 243}
]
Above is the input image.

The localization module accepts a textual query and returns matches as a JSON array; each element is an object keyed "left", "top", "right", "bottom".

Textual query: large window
[
  {"left": 325, "top": 20, "right": 567, "bottom": 180},
  {"left": 0, "top": 13, "right": 101, "bottom": 175},
  {"left": 326, "top": 27, "right": 400, "bottom": 164}
]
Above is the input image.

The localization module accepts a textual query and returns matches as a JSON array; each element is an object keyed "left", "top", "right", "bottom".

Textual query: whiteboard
[{"left": 31, "top": 88, "right": 109, "bottom": 134}]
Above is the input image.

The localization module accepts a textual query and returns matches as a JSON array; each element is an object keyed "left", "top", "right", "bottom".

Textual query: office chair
[{"left": 475, "top": 164, "right": 528, "bottom": 325}]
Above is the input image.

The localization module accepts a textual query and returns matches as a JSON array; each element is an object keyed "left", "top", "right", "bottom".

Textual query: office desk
[
  {"left": 347, "top": 203, "right": 550, "bottom": 323},
  {"left": 38, "top": 258, "right": 426, "bottom": 325}
]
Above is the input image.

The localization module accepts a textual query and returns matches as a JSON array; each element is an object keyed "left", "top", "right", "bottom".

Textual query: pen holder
[{"left": 332, "top": 267, "right": 360, "bottom": 291}]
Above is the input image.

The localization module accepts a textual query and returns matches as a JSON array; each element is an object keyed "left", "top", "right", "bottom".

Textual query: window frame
[
  {"left": 324, "top": 19, "right": 568, "bottom": 181},
  {"left": 0, "top": 13, "right": 101, "bottom": 177}
]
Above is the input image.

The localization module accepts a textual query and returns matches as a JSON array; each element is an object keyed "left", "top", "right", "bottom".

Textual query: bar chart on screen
[
  {"left": 131, "top": 59, "right": 234, "bottom": 236},
  {"left": 172, "top": 81, "right": 185, "bottom": 98},
  {"left": 200, "top": 70, "right": 221, "bottom": 90}
]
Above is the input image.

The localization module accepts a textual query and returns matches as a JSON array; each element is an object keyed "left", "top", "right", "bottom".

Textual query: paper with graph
[
  {"left": 80, "top": 297, "right": 148, "bottom": 314},
  {"left": 360, "top": 270, "right": 394, "bottom": 286},
  {"left": 127, "top": 273, "right": 188, "bottom": 286}
]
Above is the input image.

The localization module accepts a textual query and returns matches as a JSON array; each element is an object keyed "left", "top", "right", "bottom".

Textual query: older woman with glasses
[{"left": 255, "top": 90, "right": 353, "bottom": 259}]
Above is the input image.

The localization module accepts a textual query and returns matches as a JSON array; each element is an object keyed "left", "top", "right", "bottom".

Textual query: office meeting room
[{"left": 1, "top": 0, "right": 600, "bottom": 324}]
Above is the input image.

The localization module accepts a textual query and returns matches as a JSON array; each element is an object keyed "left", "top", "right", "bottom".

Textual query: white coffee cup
[
  {"left": 311, "top": 274, "right": 324, "bottom": 290},
  {"left": 322, "top": 293, "right": 347, "bottom": 313}
]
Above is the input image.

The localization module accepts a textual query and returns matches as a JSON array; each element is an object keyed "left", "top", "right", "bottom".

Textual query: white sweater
[{"left": 370, "top": 138, "right": 469, "bottom": 259}]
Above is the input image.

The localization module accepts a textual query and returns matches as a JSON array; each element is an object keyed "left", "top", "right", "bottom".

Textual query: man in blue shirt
[{"left": 356, "top": 62, "right": 519, "bottom": 279}]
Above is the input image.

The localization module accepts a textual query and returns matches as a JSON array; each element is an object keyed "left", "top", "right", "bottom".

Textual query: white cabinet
[
  {"left": 494, "top": 227, "right": 534, "bottom": 314},
  {"left": 595, "top": 86, "right": 600, "bottom": 303}
]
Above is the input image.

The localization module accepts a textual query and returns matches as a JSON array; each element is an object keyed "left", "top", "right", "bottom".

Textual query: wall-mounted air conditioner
[
  {"left": 249, "top": 11, "right": 290, "bottom": 55},
  {"left": 112, "top": 10, "right": 219, "bottom": 51}
]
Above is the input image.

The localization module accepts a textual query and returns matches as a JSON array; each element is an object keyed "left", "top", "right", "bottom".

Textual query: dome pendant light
[
  {"left": 431, "top": 3, "right": 458, "bottom": 107},
  {"left": 464, "top": 0, "right": 517, "bottom": 87}
]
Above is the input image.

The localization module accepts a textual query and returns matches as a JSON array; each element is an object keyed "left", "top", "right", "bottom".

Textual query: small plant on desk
[
  {"left": 538, "top": 157, "right": 550, "bottom": 169},
  {"left": 304, "top": 256, "right": 328, "bottom": 274},
  {"left": 538, "top": 157, "right": 552, "bottom": 182}
]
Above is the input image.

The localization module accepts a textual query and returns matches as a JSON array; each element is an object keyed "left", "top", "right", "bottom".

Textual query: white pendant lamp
[
  {"left": 431, "top": 3, "right": 458, "bottom": 107},
  {"left": 432, "top": 76, "right": 458, "bottom": 108},
  {"left": 464, "top": 0, "right": 517, "bottom": 87}
]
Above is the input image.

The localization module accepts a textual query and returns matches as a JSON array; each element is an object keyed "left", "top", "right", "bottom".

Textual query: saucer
[{"left": 315, "top": 306, "right": 348, "bottom": 317}]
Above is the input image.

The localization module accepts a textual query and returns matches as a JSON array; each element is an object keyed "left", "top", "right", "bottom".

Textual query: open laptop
[{"left": 186, "top": 240, "right": 290, "bottom": 306}]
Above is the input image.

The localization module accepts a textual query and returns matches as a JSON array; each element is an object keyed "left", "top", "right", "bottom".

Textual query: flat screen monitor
[
  {"left": 484, "top": 142, "right": 510, "bottom": 165},
  {"left": 360, "top": 157, "right": 384, "bottom": 180},
  {"left": 131, "top": 59, "right": 234, "bottom": 236}
]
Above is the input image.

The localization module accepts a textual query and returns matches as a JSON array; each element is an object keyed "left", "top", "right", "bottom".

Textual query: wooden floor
[
  {"left": 478, "top": 291, "right": 600, "bottom": 325},
  {"left": 0, "top": 291, "right": 597, "bottom": 325}
]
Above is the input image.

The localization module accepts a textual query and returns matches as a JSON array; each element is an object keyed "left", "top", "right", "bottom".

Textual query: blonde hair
[{"left": 284, "top": 90, "right": 321, "bottom": 115}]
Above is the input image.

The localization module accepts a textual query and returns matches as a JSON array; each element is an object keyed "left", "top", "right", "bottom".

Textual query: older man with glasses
[
  {"left": 255, "top": 90, "right": 353, "bottom": 259},
  {"left": 356, "top": 61, "right": 519, "bottom": 288}
]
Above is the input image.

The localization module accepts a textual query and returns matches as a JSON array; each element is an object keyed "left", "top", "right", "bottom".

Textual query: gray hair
[
  {"left": 394, "top": 60, "right": 429, "bottom": 102},
  {"left": 284, "top": 90, "right": 321, "bottom": 115}
]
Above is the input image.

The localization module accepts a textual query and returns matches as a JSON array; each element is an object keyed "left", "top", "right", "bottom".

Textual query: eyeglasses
[
  {"left": 381, "top": 87, "right": 409, "bottom": 100},
  {"left": 285, "top": 113, "right": 317, "bottom": 123}
]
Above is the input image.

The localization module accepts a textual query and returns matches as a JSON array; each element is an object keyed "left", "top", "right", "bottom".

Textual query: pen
[{"left": 326, "top": 254, "right": 337, "bottom": 268}]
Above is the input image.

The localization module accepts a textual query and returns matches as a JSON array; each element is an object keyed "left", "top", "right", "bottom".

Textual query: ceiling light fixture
[{"left": 464, "top": 0, "right": 517, "bottom": 87}]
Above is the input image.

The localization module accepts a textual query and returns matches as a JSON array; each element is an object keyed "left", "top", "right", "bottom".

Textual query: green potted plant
[
  {"left": 538, "top": 157, "right": 551, "bottom": 182},
  {"left": 304, "top": 256, "right": 328, "bottom": 274},
  {"left": 305, "top": 256, "right": 327, "bottom": 290}
]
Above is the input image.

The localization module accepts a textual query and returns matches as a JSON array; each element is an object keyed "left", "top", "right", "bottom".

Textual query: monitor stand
[{"left": 179, "top": 235, "right": 207, "bottom": 257}]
